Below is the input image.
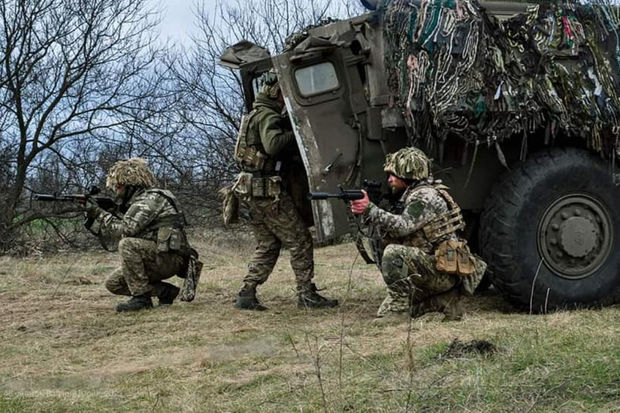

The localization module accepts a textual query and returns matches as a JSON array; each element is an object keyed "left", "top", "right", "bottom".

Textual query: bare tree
[
  {"left": 0, "top": 0, "right": 367, "bottom": 251},
  {"left": 170, "top": 0, "right": 365, "bottom": 219},
  {"left": 0, "top": 0, "right": 170, "bottom": 250}
]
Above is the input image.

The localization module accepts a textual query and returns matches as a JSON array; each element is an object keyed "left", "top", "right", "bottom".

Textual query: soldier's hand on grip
[
  {"left": 82, "top": 198, "right": 101, "bottom": 220},
  {"left": 350, "top": 190, "right": 369, "bottom": 215}
]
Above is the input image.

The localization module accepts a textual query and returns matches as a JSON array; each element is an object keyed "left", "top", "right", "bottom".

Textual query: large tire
[{"left": 479, "top": 148, "right": 620, "bottom": 311}]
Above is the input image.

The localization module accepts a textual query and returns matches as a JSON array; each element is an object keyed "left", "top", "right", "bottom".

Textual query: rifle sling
[{"left": 345, "top": 209, "right": 375, "bottom": 264}]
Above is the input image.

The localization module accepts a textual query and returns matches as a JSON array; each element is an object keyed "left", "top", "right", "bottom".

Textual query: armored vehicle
[{"left": 220, "top": 0, "right": 620, "bottom": 311}]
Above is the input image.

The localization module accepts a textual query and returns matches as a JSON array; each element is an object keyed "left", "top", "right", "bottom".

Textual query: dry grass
[{"left": 0, "top": 230, "right": 618, "bottom": 412}]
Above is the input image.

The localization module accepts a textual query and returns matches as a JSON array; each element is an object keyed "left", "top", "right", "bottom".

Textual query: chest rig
[
  {"left": 387, "top": 182, "right": 465, "bottom": 251},
  {"left": 143, "top": 189, "right": 190, "bottom": 255},
  {"left": 420, "top": 184, "right": 465, "bottom": 243},
  {"left": 234, "top": 110, "right": 277, "bottom": 174},
  {"left": 233, "top": 110, "right": 281, "bottom": 198}
]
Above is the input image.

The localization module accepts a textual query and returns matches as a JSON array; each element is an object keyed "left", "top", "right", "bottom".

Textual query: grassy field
[{"left": 0, "top": 230, "right": 618, "bottom": 412}]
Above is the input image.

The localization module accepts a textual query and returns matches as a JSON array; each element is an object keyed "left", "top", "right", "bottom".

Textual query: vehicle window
[{"left": 294, "top": 62, "right": 339, "bottom": 97}]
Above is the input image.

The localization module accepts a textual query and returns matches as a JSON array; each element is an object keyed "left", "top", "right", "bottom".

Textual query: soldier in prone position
[
  {"left": 350, "top": 147, "right": 487, "bottom": 320},
  {"left": 84, "top": 158, "right": 198, "bottom": 312},
  {"left": 232, "top": 71, "right": 338, "bottom": 310}
]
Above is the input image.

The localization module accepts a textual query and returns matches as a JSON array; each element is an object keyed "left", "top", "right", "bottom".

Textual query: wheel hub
[
  {"left": 538, "top": 194, "right": 613, "bottom": 279},
  {"left": 559, "top": 217, "right": 597, "bottom": 258}
]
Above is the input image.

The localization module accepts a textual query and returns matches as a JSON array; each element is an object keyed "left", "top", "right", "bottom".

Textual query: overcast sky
[{"left": 151, "top": 0, "right": 217, "bottom": 44}]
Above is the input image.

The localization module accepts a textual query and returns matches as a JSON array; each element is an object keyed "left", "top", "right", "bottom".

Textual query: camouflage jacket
[
  {"left": 91, "top": 188, "right": 185, "bottom": 242},
  {"left": 248, "top": 93, "right": 295, "bottom": 158},
  {"left": 365, "top": 183, "right": 458, "bottom": 253},
  {"left": 243, "top": 93, "right": 312, "bottom": 224}
]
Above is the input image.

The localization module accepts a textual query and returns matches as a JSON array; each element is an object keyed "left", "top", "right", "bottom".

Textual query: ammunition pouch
[
  {"left": 233, "top": 172, "right": 282, "bottom": 198},
  {"left": 427, "top": 185, "right": 486, "bottom": 294},
  {"left": 435, "top": 240, "right": 476, "bottom": 277},
  {"left": 156, "top": 225, "right": 188, "bottom": 254},
  {"left": 233, "top": 172, "right": 253, "bottom": 198},
  {"left": 236, "top": 145, "right": 270, "bottom": 171},
  {"left": 461, "top": 254, "right": 487, "bottom": 295}
]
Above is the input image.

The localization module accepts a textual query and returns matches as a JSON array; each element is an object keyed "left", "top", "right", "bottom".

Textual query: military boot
[
  {"left": 235, "top": 283, "right": 267, "bottom": 311},
  {"left": 116, "top": 294, "right": 153, "bottom": 312},
  {"left": 298, "top": 284, "right": 339, "bottom": 309},
  {"left": 155, "top": 282, "right": 180, "bottom": 306},
  {"left": 410, "top": 289, "right": 464, "bottom": 321}
]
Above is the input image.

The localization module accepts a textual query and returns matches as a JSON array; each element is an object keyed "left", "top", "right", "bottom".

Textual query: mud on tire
[{"left": 479, "top": 148, "right": 620, "bottom": 311}]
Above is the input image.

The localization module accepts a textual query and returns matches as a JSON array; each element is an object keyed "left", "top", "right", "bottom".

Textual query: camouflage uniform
[
  {"left": 87, "top": 158, "right": 195, "bottom": 312},
  {"left": 367, "top": 185, "right": 461, "bottom": 315},
  {"left": 364, "top": 147, "right": 486, "bottom": 319},
  {"left": 233, "top": 81, "right": 337, "bottom": 309},
  {"left": 92, "top": 188, "right": 187, "bottom": 297}
]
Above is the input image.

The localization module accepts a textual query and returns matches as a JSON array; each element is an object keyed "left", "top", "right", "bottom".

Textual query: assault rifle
[
  {"left": 33, "top": 186, "right": 118, "bottom": 228},
  {"left": 308, "top": 180, "right": 383, "bottom": 265},
  {"left": 307, "top": 180, "right": 382, "bottom": 202}
]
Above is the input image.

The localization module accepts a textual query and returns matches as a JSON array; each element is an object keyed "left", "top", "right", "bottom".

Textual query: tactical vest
[
  {"left": 234, "top": 109, "right": 276, "bottom": 174},
  {"left": 421, "top": 184, "right": 465, "bottom": 243},
  {"left": 384, "top": 183, "right": 465, "bottom": 252},
  {"left": 142, "top": 189, "right": 191, "bottom": 256}
]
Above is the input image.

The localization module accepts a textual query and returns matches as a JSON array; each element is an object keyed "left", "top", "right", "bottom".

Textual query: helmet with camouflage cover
[
  {"left": 383, "top": 147, "right": 430, "bottom": 180},
  {"left": 259, "top": 69, "right": 280, "bottom": 99},
  {"left": 106, "top": 158, "right": 157, "bottom": 190}
]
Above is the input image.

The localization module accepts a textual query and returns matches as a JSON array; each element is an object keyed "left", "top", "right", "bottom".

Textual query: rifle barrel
[
  {"left": 307, "top": 192, "right": 331, "bottom": 200},
  {"left": 33, "top": 194, "right": 73, "bottom": 201},
  {"left": 307, "top": 190, "right": 364, "bottom": 200}
]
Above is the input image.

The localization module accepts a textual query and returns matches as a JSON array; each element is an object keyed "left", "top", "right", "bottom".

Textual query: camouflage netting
[{"left": 382, "top": 0, "right": 620, "bottom": 158}]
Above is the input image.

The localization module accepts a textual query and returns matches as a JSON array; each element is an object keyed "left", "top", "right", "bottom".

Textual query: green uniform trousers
[
  {"left": 242, "top": 192, "right": 314, "bottom": 292},
  {"left": 105, "top": 237, "right": 186, "bottom": 297},
  {"left": 381, "top": 243, "right": 458, "bottom": 305}
]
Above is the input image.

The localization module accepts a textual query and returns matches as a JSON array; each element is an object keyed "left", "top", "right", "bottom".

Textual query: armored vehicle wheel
[{"left": 479, "top": 148, "right": 620, "bottom": 311}]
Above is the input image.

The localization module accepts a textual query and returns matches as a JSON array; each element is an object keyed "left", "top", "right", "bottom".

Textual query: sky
[{"left": 150, "top": 0, "right": 218, "bottom": 44}]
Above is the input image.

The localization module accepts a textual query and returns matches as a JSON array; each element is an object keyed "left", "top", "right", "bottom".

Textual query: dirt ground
[{"left": 0, "top": 231, "right": 618, "bottom": 412}]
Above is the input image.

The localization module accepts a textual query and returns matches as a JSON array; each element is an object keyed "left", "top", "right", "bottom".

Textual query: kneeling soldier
[
  {"left": 350, "top": 147, "right": 486, "bottom": 320},
  {"left": 85, "top": 158, "right": 199, "bottom": 312}
]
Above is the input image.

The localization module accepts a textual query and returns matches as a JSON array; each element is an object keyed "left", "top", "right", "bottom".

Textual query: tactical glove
[{"left": 83, "top": 199, "right": 102, "bottom": 229}]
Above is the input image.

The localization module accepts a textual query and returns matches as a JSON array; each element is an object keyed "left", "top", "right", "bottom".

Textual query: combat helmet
[
  {"left": 106, "top": 158, "right": 157, "bottom": 190},
  {"left": 259, "top": 69, "right": 280, "bottom": 99},
  {"left": 384, "top": 147, "right": 430, "bottom": 180}
]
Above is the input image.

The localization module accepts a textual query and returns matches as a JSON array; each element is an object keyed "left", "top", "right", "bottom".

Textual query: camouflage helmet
[
  {"left": 259, "top": 69, "right": 280, "bottom": 99},
  {"left": 106, "top": 158, "right": 157, "bottom": 189},
  {"left": 383, "top": 147, "right": 430, "bottom": 180}
]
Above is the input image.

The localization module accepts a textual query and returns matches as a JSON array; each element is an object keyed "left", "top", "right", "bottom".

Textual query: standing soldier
[
  {"left": 84, "top": 158, "right": 200, "bottom": 312},
  {"left": 350, "top": 147, "right": 486, "bottom": 320},
  {"left": 232, "top": 71, "right": 338, "bottom": 311}
]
